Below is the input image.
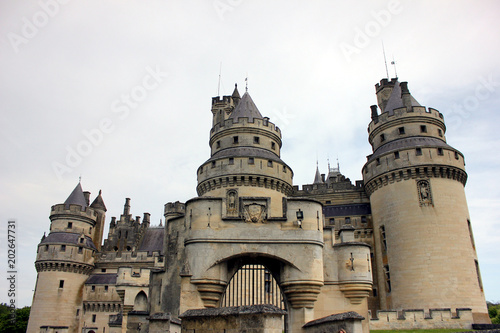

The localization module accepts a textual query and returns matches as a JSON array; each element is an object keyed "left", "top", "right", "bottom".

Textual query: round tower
[
  {"left": 362, "top": 79, "right": 489, "bottom": 323},
  {"left": 197, "top": 85, "right": 293, "bottom": 217},
  {"left": 27, "top": 183, "right": 105, "bottom": 333}
]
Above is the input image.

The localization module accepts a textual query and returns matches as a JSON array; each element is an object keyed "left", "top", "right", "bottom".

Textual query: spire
[
  {"left": 228, "top": 92, "right": 263, "bottom": 122},
  {"left": 90, "top": 189, "right": 107, "bottom": 212},
  {"left": 64, "top": 182, "right": 88, "bottom": 209},
  {"left": 313, "top": 162, "right": 323, "bottom": 184},
  {"left": 232, "top": 83, "right": 241, "bottom": 99}
]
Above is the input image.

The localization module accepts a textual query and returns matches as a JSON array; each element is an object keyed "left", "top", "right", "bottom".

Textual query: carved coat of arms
[{"left": 243, "top": 203, "right": 267, "bottom": 223}]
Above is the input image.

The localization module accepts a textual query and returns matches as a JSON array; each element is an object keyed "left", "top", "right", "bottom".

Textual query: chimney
[
  {"left": 143, "top": 213, "right": 151, "bottom": 226},
  {"left": 371, "top": 105, "right": 379, "bottom": 123},
  {"left": 400, "top": 82, "right": 412, "bottom": 109},
  {"left": 123, "top": 198, "right": 131, "bottom": 215},
  {"left": 83, "top": 191, "right": 91, "bottom": 206}
]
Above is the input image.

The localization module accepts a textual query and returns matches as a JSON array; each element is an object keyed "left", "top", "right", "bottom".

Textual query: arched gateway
[{"left": 152, "top": 87, "right": 372, "bottom": 333}]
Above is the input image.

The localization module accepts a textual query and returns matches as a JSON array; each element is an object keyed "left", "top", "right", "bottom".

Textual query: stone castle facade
[{"left": 27, "top": 79, "right": 489, "bottom": 333}]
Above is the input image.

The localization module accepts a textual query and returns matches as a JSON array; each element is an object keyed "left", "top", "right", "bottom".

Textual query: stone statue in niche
[
  {"left": 417, "top": 179, "right": 433, "bottom": 206},
  {"left": 226, "top": 190, "right": 238, "bottom": 216}
]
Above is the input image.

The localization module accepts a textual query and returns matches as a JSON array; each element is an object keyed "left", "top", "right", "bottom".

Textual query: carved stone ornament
[
  {"left": 416, "top": 179, "right": 433, "bottom": 206},
  {"left": 243, "top": 203, "right": 267, "bottom": 223}
]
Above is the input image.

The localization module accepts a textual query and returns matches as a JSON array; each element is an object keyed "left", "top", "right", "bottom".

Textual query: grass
[{"left": 370, "top": 328, "right": 473, "bottom": 333}]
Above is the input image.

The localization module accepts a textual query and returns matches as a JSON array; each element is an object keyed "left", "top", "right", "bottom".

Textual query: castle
[{"left": 27, "top": 78, "right": 490, "bottom": 333}]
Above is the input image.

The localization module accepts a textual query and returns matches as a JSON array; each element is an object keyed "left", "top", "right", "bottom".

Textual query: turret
[
  {"left": 27, "top": 183, "right": 103, "bottom": 333},
  {"left": 362, "top": 79, "right": 489, "bottom": 324},
  {"left": 197, "top": 91, "right": 294, "bottom": 217}
]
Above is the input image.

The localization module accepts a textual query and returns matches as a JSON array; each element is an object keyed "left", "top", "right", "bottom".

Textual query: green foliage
[
  {"left": 0, "top": 303, "right": 30, "bottom": 333},
  {"left": 487, "top": 301, "right": 500, "bottom": 324}
]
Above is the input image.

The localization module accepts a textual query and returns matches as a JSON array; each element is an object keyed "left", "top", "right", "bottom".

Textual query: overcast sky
[{"left": 1, "top": 0, "right": 499, "bottom": 307}]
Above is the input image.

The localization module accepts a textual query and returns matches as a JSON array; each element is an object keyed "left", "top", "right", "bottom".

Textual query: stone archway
[
  {"left": 133, "top": 291, "right": 148, "bottom": 312},
  {"left": 216, "top": 255, "right": 291, "bottom": 332}
]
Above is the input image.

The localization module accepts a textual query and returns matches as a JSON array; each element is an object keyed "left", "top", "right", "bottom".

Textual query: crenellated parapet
[
  {"left": 369, "top": 308, "right": 474, "bottom": 330},
  {"left": 210, "top": 116, "right": 281, "bottom": 141}
]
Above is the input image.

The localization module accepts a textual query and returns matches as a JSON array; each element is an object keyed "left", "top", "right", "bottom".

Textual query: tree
[
  {"left": 0, "top": 303, "right": 30, "bottom": 333},
  {"left": 487, "top": 301, "right": 500, "bottom": 324}
]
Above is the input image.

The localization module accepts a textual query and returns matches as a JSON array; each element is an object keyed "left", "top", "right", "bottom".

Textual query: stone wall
[
  {"left": 179, "top": 305, "right": 286, "bottom": 333},
  {"left": 303, "top": 311, "right": 364, "bottom": 333},
  {"left": 369, "top": 308, "right": 474, "bottom": 330}
]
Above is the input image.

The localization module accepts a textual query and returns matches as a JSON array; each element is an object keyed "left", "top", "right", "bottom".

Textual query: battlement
[
  {"left": 51, "top": 203, "right": 98, "bottom": 220},
  {"left": 210, "top": 116, "right": 281, "bottom": 137},
  {"left": 375, "top": 77, "right": 399, "bottom": 92},
  {"left": 369, "top": 308, "right": 473, "bottom": 330},
  {"left": 211, "top": 95, "right": 234, "bottom": 106},
  {"left": 369, "top": 105, "right": 444, "bottom": 133},
  {"left": 164, "top": 201, "right": 186, "bottom": 216}
]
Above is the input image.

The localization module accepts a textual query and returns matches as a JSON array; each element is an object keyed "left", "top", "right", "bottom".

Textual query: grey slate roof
[
  {"left": 313, "top": 165, "right": 323, "bottom": 184},
  {"left": 85, "top": 273, "right": 117, "bottom": 285},
  {"left": 138, "top": 227, "right": 164, "bottom": 255},
  {"left": 90, "top": 190, "right": 107, "bottom": 212},
  {"left": 369, "top": 137, "right": 453, "bottom": 162},
  {"left": 231, "top": 84, "right": 241, "bottom": 99},
  {"left": 206, "top": 147, "right": 286, "bottom": 165},
  {"left": 228, "top": 92, "right": 263, "bottom": 121},
  {"left": 64, "top": 183, "right": 88, "bottom": 209},
  {"left": 40, "top": 232, "right": 97, "bottom": 250},
  {"left": 323, "top": 204, "right": 371, "bottom": 217},
  {"left": 384, "top": 81, "right": 420, "bottom": 114}
]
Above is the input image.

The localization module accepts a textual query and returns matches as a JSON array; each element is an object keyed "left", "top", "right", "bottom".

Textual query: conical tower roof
[
  {"left": 313, "top": 165, "right": 323, "bottom": 184},
  {"left": 384, "top": 81, "right": 420, "bottom": 114},
  {"left": 228, "top": 92, "right": 263, "bottom": 122},
  {"left": 90, "top": 190, "right": 107, "bottom": 212},
  {"left": 231, "top": 83, "right": 241, "bottom": 99},
  {"left": 64, "top": 182, "right": 88, "bottom": 208}
]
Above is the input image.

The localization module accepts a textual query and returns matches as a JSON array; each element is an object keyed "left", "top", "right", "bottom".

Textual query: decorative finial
[
  {"left": 79, "top": 175, "right": 82, "bottom": 183},
  {"left": 245, "top": 76, "right": 248, "bottom": 92},
  {"left": 159, "top": 219, "right": 163, "bottom": 227},
  {"left": 99, "top": 189, "right": 102, "bottom": 195}
]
